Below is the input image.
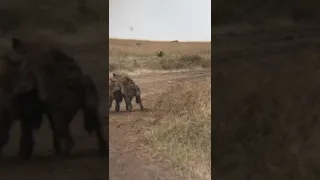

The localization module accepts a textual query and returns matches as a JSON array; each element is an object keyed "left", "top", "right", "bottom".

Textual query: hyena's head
[
  {"left": 109, "top": 78, "right": 121, "bottom": 95},
  {"left": 0, "top": 53, "right": 35, "bottom": 96}
]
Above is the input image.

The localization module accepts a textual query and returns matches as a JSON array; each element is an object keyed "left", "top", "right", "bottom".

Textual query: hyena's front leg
[
  {"left": 109, "top": 95, "right": 113, "bottom": 110},
  {"left": 114, "top": 91, "right": 123, "bottom": 112},
  {"left": 0, "top": 113, "right": 13, "bottom": 158}
]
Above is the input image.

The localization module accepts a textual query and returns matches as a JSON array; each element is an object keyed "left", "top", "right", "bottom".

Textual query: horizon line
[{"left": 109, "top": 37, "right": 211, "bottom": 43}]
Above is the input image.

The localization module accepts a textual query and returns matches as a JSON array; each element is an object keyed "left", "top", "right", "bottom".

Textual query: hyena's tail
[{"left": 82, "top": 75, "right": 101, "bottom": 134}]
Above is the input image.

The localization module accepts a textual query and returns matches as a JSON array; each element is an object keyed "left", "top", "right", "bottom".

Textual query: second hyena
[
  {"left": 0, "top": 55, "right": 51, "bottom": 158},
  {"left": 109, "top": 73, "right": 144, "bottom": 112}
]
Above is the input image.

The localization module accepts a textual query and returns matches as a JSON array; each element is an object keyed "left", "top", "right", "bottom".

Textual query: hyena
[
  {"left": 0, "top": 37, "right": 107, "bottom": 157},
  {"left": 109, "top": 73, "right": 144, "bottom": 112},
  {"left": 0, "top": 55, "right": 51, "bottom": 158}
]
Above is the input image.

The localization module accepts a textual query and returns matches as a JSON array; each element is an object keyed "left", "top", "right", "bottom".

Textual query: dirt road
[{"left": 109, "top": 69, "right": 211, "bottom": 180}]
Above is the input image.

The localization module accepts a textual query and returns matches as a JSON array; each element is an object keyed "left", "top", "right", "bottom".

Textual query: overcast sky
[{"left": 109, "top": 0, "right": 211, "bottom": 41}]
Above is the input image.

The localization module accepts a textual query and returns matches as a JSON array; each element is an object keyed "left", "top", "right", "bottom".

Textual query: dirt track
[{"left": 109, "top": 69, "right": 211, "bottom": 180}]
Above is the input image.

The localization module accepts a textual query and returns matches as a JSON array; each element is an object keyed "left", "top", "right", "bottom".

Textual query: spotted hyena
[
  {"left": 0, "top": 37, "right": 107, "bottom": 157},
  {"left": 109, "top": 73, "right": 144, "bottom": 112},
  {"left": 0, "top": 55, "right": 50, "bottom": 158}
]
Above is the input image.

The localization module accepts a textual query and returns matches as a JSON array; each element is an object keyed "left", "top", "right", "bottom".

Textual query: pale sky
[{"left": 109, "top": 0, "right": 211, "bottom": 41}]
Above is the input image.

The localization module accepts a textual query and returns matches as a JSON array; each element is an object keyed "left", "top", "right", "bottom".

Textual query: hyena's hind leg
[
  {"left": 135, "top": 85, "right": 144, "bottom": 111},
  {"left": 51, "top": 111, "right": 75, "bottom": 157},
  {"left": 19, "top": 120, "right": 35, "bottom": 159},
  {"left": 45, "top": 111, "right": 62, "bottom": 155},
  {"left": 83, "top": 75, "right": 107, "bottom": 155},
  {"left": 83, "top": 106, "right": 107, "bottom": 155}
]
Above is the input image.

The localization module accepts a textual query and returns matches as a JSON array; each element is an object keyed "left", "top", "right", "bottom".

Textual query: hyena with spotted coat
[{"left": 109, "top": 73, "right": 144, "bottom": 112}]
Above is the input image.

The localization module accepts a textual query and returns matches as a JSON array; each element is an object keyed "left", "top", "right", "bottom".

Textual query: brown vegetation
[
  {"left": 109, "top": 39, "right": 211, "bottom": 72},
  {"left": 145, "top": 77, "right": 211, "bottom": 179}
]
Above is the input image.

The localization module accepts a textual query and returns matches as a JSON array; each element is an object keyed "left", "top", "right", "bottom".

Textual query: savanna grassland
[{"left": 109, "top": 38, "right": 211, "bottom": 180}]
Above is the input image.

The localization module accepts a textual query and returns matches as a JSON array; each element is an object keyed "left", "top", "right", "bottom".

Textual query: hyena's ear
[
  {"left": 112, "top": 73, "right": 118, "bottom": 78},
  {"left": 12, "top": 37, "right": 27, "bottom": 54}
]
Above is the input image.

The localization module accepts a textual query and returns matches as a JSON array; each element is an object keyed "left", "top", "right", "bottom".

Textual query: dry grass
[
  {"left": 144, "top": 77, "right": 211, "bottom": 179},
  {"left": 109, "top": 39, "right": 211, "bottom": 73}
]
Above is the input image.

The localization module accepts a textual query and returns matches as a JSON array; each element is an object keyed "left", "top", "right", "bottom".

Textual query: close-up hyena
[
  {"left": 109, "top": 73, "right": 144, "bottom": 112},
  {"left": 0, "top": 37, "right": 107, "bottom": 158}
]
